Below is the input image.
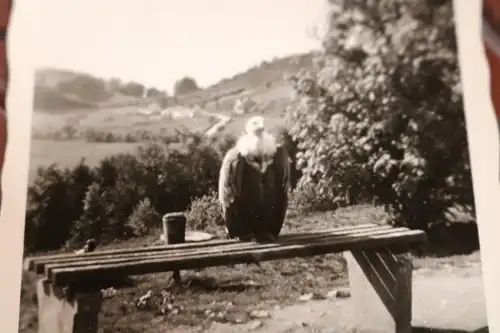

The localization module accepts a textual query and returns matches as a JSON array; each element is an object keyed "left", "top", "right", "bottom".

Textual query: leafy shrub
[
  {"left": 24, "top": 130, "right": 238, "bottom": 252},
  {"left": 33, "top": 126, "right": 184, "bottom": 144},
  {"left": 288, "top": 0, "right": 474, "bottom": 230},
  {"left": 24, "top": 161, "right": 94, "bottom": 253},
  {"left": 85, "top": 129, "right": 117, "bottom": 143},
  {"left": 140, "top": 138, "right": 222, "bottom": 213},
  {"left": 69, "top": 182, "right": 109, "bottom": 246},
  {"left": 125, "top": 198, "right": 162, "bottom": 237},
  {"left": 185, "top": 190, "right": 224, "bottom": 237},
  {"left": 288, "top": 181, "right": 339, "bottom": 216}
]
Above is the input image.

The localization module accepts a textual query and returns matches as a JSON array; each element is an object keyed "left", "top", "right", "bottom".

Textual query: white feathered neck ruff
[
  {"left": 236, "top": 116, "right": 278, "bottom": 157},
  {"left": 236, "top": 131, "right": 277, "bottom": 157}
]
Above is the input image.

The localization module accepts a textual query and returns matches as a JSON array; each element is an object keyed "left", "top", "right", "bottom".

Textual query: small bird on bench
[
  {"left": 74, "top": 238, "right": 97, "bottom": 254},
  {"left": 218, "top": 116, "right": 290, "bottom": 268}
]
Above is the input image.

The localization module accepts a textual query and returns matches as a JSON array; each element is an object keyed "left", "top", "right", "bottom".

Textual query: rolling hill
[
  {"left": 33, "top": 51, "right": 318, "bottom": 113},
  {"left": 29, "top": 51, "right": 319, "bottom": 180},
  {"left": 33, "top": 68, "right": 149, "bottom": 112}
]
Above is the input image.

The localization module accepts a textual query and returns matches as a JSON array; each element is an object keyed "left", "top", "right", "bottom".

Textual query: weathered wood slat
[
  {"left": 43, "top": 226, "right": 401, "bottom": 276},
  {"left": 351, "top": 250, "right": 397, "bottom": 318},
  {"left": 24, "top": 223, "right": 380, "bottom": 271},
  {"left": 49, "top": 229, "right": 425, "bottom": 285},
  {"left": 393, "top": 253, "right": 412, "bottom": 333},
  {"left": 25, "top": 223, "right": 386, "bottom": 272},
  {"left": 36, "top": 225, "right": 394, "bottom": 274},
  {"left": 24, "top": 239, "right": 237, "bottom": 271}
]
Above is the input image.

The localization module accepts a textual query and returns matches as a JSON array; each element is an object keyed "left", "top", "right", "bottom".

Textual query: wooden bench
[{"left": 23, "top": 223, "right": 426, "bottom": 333}]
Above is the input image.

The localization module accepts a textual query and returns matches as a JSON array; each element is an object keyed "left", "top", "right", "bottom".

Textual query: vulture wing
[
  {"left": 268, "top": 144, "right": 290, "bottom": 238},
  {"left": 218, "top": 147, "right": 247, "bottom": 239}
]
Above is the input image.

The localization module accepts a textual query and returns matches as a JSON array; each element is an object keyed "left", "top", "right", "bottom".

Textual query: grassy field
[
  {"left": 28, "top": 51, "right": 306, "bottom": 185},
  {"left": 28, "top": 81, "right": 294, "bottom": 184},
  {"left": 18, "top": 205, "right": 483, "bottom": 333},
  {"left": 31, "top": 107, "right": 216, "bottom": 137},
  {"left": 27, "top": 109, "right": 288, "bottom": 184},
  {"left": 28, "top": 139, "right": 143, "bottom": 183}
]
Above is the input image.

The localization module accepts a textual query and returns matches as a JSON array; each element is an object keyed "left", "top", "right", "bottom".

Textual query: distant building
[{"left": 159, "top": 106, "right": 196, "bottom": 119}]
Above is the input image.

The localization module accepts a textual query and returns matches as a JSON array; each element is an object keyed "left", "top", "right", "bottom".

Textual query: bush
[
  {"left": 185, "top": 190, "right": 224, "bottom": 237},
  {"left": 288, "top": 181, "right": 339, "bottom": 216},
  {"left": 288, "top": 0, "right": 474, "bottom": 230},
  {"left": 125, "top": 198, "right": 162, "bottom": 237},
  {"left": 24, "top": 161, "right": 94, "bottom": 253},
  {"left": 24, "top": 131, "right": 239, "bottom": 253},
  {"left": 69, "top": 182, "right": 109, "bottom": 246},
  {"left": 33, "top": 126, "right": 186, "bottom": 144}
]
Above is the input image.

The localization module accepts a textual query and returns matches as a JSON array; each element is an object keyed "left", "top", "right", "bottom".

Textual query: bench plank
[
  {"left": 26, "top": 224, "right": 391, "bottom": 273},
  {"left": 49, "top": 229, "right": 425, "bottom": 285},
  {"left": 42, "top": 226, "right": 400, "bottom": 276},
  {"left": 24, "top": 223, "right": 383, "bottom": 271}
]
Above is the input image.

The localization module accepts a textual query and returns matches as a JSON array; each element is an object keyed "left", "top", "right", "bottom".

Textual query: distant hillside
[
  {"left": 33, "top": 86, "right": 98, "bottom": 111},
  {"left": 177, "top": 52, "right": 319, "bottom": 107},
  {"left": 35, "top": 68, "right": 82, "bottom": 89},
  {"left": 33, "top": 68, "right": 158, "bottom": 112},
  {"left": 33, "top": 51, "right": 319, "bottom": 113}
]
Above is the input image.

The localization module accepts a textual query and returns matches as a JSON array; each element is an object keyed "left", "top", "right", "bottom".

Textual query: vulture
[{"left": 218, "top": 116, "right": 290, "bottom": 242}]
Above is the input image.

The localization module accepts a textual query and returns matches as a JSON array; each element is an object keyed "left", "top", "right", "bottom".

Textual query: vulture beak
[
  {"left": 238, "top": 115, "right": 277, "bottom": 174},
  {"left": 254, "top": 127, "right": 264, "bottom": 137},
  {"left": 260, "top": 159, "right": 273, "bottom": 174}
]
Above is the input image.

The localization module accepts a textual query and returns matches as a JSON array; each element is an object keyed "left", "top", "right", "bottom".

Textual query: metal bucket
[
  {"left": 162, "top": 212, "right": 187, "bottom": 245},
  {"left": 162, "top": 212, "right": 187, "bottom": 283}
]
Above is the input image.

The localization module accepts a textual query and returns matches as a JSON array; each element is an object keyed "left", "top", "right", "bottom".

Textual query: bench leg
[
  {"left": 344, "top": 250, "right": 413, "bottom": 333},
  {"left": 36, "top": 279, "right": 103, "bottom": 333}
]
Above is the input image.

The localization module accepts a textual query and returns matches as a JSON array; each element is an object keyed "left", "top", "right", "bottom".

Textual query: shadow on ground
[
  {"left": 412, "top": 326, "right": 489, "bottom": 333},
  {"left": 418, "top": 221, "right": 481, "bottom": 258},
  {"left": 170, "top": 276, "right": 263, "bottom": 293}
]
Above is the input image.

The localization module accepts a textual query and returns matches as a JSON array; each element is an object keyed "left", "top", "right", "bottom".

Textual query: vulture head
[{"left": 235, "top": 116, "right": 278, "bottom": 174}]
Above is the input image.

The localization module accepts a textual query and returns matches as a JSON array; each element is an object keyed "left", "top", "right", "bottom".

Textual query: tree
[
  {"left": 289, "top": 0, "right": 474, "bottom": 230},
  {"left": 119, "top": 81, "right": 145, "bottom": 97},
  {"left": 173, "top": 76, "right": 199, "bottom": 96},
  {"left": 108, "top": 77, "right": 122, "bottom": 93},
  {"left": 70, "top": 182, "right": 108, "bottom": 245},
  {"left": 24, "top": 164, "right": 90, "bottom": 252},
  {"left": 57, "top": 74, "right": 111, "bottom": 102},
  {"left": 146, "top": 87, "right": 164, "bottom": 99}
]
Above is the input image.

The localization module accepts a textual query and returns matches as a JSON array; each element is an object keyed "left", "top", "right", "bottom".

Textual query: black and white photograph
[{"left": 18, "top": 1, "right": 489, "bottom": 332}]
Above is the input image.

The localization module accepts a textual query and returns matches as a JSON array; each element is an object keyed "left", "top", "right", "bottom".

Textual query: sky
[{"left": 23, "top": 0, "right": 327, "bottom": 92}]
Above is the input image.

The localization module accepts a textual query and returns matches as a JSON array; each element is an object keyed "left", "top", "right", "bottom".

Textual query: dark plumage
[{"left": 218, "top": 116, "right": 290, "bottom": 242}]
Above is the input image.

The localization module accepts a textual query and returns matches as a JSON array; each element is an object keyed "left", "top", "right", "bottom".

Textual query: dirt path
[
  {"left": 200, "top": 109, "right": 232, "bottom": 137},
  {"left": 169, "top": 264, "right": 488, "bottom": 333}
]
